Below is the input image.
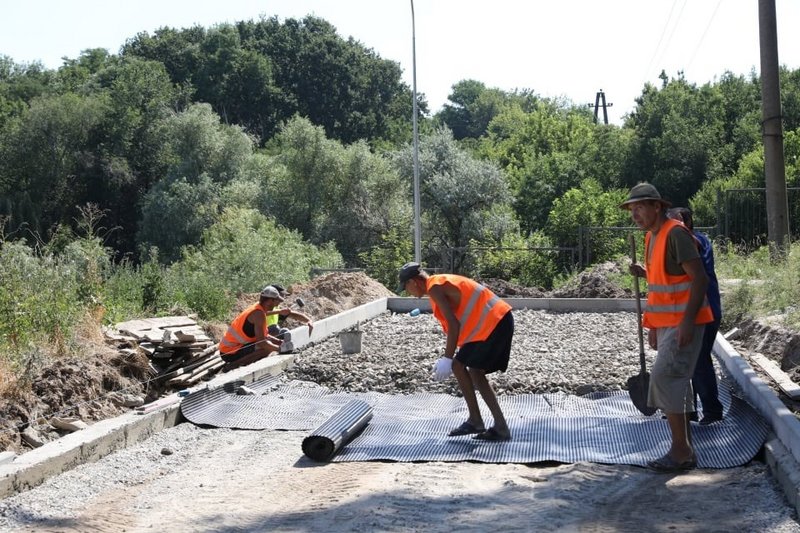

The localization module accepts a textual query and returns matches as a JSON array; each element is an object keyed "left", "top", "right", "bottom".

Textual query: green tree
[
  {"left": 0, "top": 92, "right": 108, "bottom": 238},
  {"left": 173, "top": 207, "right": 343, "bottom": 296},
  {"left": 624, "top": 75, "right": 727, "bottom": 207},
  {"left": 393, "top": 127, "right": 515, "bottom": 271},
  {"left": 137, "top": 174, "right": 221, "bottom": 263},
  {"left": 546, "top": 179, "right": 630, "bottom": 266}
]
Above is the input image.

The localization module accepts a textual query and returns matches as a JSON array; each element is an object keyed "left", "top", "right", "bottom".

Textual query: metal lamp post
[{"left": 411, "top": 0, "right": 421, "bottom": 263}]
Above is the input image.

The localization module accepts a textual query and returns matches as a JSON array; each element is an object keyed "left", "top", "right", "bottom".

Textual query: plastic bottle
[{"left": 409, "top": 308, "right": 421, "bottom": 317}]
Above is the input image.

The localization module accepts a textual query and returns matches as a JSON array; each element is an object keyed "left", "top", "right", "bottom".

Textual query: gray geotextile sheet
[{"left": 181, "top": 375, "right": 768, "bottom": 468}]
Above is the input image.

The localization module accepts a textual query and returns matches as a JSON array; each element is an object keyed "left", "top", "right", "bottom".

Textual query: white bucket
[{"left": 339, "top": 330, "right": 362, "bottom": 354}]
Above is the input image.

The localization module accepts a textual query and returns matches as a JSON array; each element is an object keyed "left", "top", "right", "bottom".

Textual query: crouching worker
[
  {"left": 263, "top": 284, "right": 314, "bottom": 353},
  {"left": 398, "top": 262, "right": 514, "bottom": 441},
  {"left": 219, "top": 286, "right": 287, "bottom": 370}
]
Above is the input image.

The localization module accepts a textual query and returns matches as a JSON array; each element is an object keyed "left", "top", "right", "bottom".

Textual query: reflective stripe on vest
[
  {"left": 428, "top": 274, "right": 511, "bottom": 346},
  {"left": 643, "top": 219, "right": 714, "bottom": 328},
  {"left": 220, "top": 302, "right": 266, "bottom": 354}
]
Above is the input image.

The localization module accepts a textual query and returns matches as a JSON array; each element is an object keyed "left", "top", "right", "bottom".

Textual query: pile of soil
[
  {"left": 0, "top": 342, "right": 151, "bottom": 454},
  {"left": 549, "top": 261, "right": 633, "bottom": 299}
]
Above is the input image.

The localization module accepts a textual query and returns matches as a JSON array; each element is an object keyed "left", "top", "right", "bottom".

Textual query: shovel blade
[{"left": 626, "top": 372, "right": 657, "bottom": 416}]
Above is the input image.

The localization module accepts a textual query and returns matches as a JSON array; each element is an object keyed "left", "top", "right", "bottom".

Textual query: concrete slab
[{"left": 387, "top": 297, "right": 640, "bottom": 313}]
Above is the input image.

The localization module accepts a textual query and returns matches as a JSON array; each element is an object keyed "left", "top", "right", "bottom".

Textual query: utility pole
[
  {"left": 759, "top": 0, "right": 790, "bottom": 260},
  {"left": 588, "top": 89, "right": 613, "bottom": 124}
]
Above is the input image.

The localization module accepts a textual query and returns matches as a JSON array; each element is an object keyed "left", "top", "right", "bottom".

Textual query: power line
[
  {"left": 644, "top": 0, "right": 681, "bottom": 81},
  {"left": 644, "top": 0, "right": 690, "bottom": 83},
  {"left": 686, "top": 0, "right": 724, "bottom": 72}
]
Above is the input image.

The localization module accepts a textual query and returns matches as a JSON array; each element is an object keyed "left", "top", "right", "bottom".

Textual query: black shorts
[
  {"left": 455, "top": 310, "right": 513, "bottom": 374},
  {"left": 221, "top": 343, "right": 256, "bottom": 363}
]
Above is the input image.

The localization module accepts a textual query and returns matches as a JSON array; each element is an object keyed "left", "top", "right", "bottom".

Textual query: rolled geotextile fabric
[{"left": 302, "top": 399, "right": 373, "bottom": 462}]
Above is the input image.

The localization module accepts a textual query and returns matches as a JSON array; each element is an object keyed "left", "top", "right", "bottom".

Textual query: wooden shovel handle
[{"left": 629, "top": 234, "right": 647, "bottom": 373}]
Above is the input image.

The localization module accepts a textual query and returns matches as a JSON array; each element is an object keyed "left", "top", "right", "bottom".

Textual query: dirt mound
[
  {"left": 480, "top": 278, "right": 547, "bottom": 298},
  {"left": 550, "top": 261, "right": 632, "bottom": 299},
  {"left": 0, "top": 341, "right": 151, "bottom": 454},
  {"left": 231, "top": 271, "right": 395, "bottom": 326}
]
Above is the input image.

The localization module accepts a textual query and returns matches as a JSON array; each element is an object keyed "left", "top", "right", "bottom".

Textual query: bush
[
  {"left": 469, "top": 231, "right": 560, "bottom": 289},
  {"left": 171, "top": 207, "right": 343, "bottom": 315},
  {"left": 0, "top": 238, "right": 96, "bottom": 370}
]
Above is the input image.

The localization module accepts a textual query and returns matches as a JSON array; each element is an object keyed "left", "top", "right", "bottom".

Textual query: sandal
[
  {"left": 472, "top": 427, "right": 511, "bottom": 441},
  {"left": 647, "top": 453, "right": 697, "bottom": 472},
  {"left": 448, "top": 421, "right": 485, "bottom": 437}
]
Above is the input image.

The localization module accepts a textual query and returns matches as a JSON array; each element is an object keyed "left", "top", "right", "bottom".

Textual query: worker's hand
[
  {"left": 432, "top": 357, "right": 453, "bottom": 382},
  {"left": 647, "top": 328, "right": 657, "bottom": 350},
  {"left": 306, "top": 320, "right": 314, "bottom": 333},
  {"left": 677, "top": 320, "right": 694, "bottom": 348},
  {"left": 629, "top": 264, "right": 646, "bottom": 278}
]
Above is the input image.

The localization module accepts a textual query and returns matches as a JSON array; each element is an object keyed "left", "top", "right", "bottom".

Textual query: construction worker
[
  {"left": 398, "top": 262, "right": 514, "bottom": 441},
  {"left": 263, "top": 284, "right": 314, "bottom": 353},
  {"left": 621, "top": 183, "right": 713, "bottom": 472},
  {"left": 219, "top": 286, "right": 287, "bottom": 370},
  {"left": 666, "top": 207, "right": 724, "bottom": 425}
]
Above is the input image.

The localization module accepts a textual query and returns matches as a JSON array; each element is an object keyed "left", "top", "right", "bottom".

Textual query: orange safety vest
[
  {"left": 427, "top": 274, "right": 511, "bottom": 346},
  {"left": 219, "top": 303, "right": 267, "bottom": 354},
  {"left": 643, "top": 218, "right": 714, "bottom": 329}
]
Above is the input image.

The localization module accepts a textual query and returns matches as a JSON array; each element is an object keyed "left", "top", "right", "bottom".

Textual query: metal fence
[
  {"left": 718, "top": 187, "right": 799, "bottom": 248},
  {"left": 443, "top": 245, "right": 578, "bottom": 289},
  {"left": 578, "top": 225, "right": 717, "bottom": 269}
]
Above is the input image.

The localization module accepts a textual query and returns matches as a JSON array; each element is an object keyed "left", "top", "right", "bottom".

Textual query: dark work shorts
[
  {"left": 221, "top": 343, "right": 256, "bottom": 363},
  {"left": 455, "top": 310, "right": 514, "bottom": 374}
]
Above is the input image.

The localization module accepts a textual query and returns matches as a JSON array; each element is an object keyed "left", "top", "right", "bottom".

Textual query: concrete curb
[{"left": 714, "top": 334, "right": 800, "bottom": 514}]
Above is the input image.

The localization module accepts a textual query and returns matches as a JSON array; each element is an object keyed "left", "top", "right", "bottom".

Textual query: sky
[{"left": 2, "top": 0, "right": 800, "bottom": 125}]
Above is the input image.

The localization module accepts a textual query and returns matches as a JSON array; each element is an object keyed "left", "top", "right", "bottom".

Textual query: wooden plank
[
  {"left": 115, "top": 316, "right": 200, "bottom": 338},
  {"left": 751, "top": 353, "right": 800, "bottom": 399},
  {"left": 180, "top": 359, "right": 226, "bottom": 386},
  {"left": 135, "top": 395, "right": 182, "bottom": 415},
  {"left": 166, "top": 355, "right": 223, "bottom": 386}
]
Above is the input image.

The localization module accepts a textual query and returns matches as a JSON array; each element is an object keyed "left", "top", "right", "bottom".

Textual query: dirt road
[{"left": 1, "top": 424, "right": 797, "bottom": 532}]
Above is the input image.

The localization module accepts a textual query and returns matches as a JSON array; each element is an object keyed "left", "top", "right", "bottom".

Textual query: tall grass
[
  {"left": 715, "top": 240, "right": 800, "bottom": 331},
  {"left": 0, "top": 207, "right": 344, "bottom": 387}
]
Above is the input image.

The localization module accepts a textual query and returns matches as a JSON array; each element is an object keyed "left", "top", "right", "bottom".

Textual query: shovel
[{"left": 626, "top": 234, "right": 657, "bottom": 416}]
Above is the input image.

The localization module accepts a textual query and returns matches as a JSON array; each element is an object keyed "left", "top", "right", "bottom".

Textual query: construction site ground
[{"left": 2, "top": 268, "right": 800, "bottom": 531}]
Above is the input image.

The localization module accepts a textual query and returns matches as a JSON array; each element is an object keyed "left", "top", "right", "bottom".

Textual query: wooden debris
[
  {"left": 751, "top": 353, "right": 800, "bottom": 399},
  {"left": 106, "top": 316, "right": 223, "bottom": 392},
  {"left": 49, "top": 417, "right": 88, "bottom": 432},
  {"left": 135, "top": 395, "right": 183, "bottom": 414},
  {"left": 724, "top": 327, "right": 741, "bottom": 341}
]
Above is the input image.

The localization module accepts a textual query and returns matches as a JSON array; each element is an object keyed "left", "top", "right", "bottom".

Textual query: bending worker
[
  {"left": 264, "top": 284, "right": 314, "bottom": 353},
  {"left": 398, "top": 262, "right": 514, "bottom": 441},
  {"left": 219, "top": 285, "right": 288, "bottom": 370},
  {"left": 621, "top": 182, "right": 713, "bottom": 472}
]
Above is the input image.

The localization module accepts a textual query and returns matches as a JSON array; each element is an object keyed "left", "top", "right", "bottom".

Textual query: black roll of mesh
[{"left": 302, "top": 399, "right": 373, "bottom": 462}]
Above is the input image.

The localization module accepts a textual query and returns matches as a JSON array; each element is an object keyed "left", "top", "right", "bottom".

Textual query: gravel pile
[{"left": 286, "top": 308, "right": 647, "bottom": 396}]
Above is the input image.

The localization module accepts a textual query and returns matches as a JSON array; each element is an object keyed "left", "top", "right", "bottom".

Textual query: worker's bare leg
[
  {"left": 452, "top": 359, "right": 484, "bottom": 428},
  {"left": 469, "top": 368, "right": 510, "bottom": 437},
  {"left": 666, "top": 412, "right": 694, "bottom": 462},
  {"left": 225, "top": 343, "right": 279, "bottom": 370}
]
